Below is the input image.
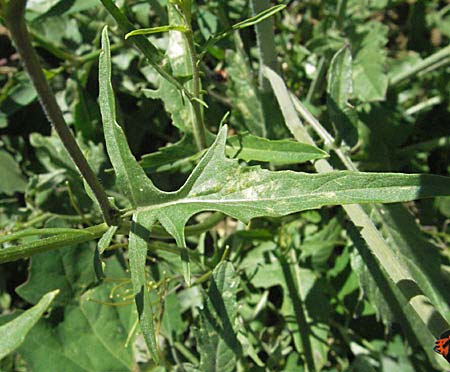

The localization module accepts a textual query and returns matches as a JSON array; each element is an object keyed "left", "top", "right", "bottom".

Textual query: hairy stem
[
  {"left": 184, "top": 25, "right": 207, "bottom": 150},
  {"left": 3, "top": 0, "right": 116, "bottom": 226}
]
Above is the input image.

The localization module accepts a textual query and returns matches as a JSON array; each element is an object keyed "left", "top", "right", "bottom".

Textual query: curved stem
[{"left": 3, "top": 0, "right": 116, "bottom": 226}]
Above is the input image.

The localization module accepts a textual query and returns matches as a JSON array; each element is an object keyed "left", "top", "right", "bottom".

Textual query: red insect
[{"left": 434, "top": 329, "right": 450, "bottom": 363}]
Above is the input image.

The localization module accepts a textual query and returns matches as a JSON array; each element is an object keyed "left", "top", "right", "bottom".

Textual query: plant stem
[
  {"left": 99, "top": 0, "right": 191, "bottom": 100},
  {"left": 0, "top": 223, "right": 109, "bottom": 264},
  {"left": 4, "top": 0, "right": 116, "bottom": 226},
  {"left": 184, "top": 26, "right": 207, "bottom": 150},
  {"left": 264, "top": 66, "right": 450, "bottom": 339},
  {"left": 0, "top": 213, "right": 225, "bottom": 263},
  {"left": 250, "top": 0, "right": 279, "bottom": 92},
  {"left": 390, "top": 44, "right": 450, "bottom": 86},
  {"left": 100, "top": 0, "right": 206, "bottom": 150}
]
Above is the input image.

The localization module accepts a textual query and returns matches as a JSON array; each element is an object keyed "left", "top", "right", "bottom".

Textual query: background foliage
[{"left": 0, "top": 0, "right": 449, "bottom": 371}]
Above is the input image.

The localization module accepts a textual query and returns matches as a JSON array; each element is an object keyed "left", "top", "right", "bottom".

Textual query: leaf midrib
[{"left": 135, "top": 184, "right": 421, "bottom": 214}]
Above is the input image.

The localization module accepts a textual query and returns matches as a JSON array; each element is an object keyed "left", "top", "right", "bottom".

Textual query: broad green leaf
[
  {"left": 0, "top": 72, "right": 37, "bottom": 116},
  {"left": 227, "top": 133, "right": 328, "bottom": 164},
  {"left": 0, "top": 149, "right": 27, "bottom": 196},
  {"left": 99, "top": 27, "right": 450, "bottom": 366},
  {"left": 0, "top": 290, "right": 59, "bottom": 360},
  {"left": 16, "top": 236, "right": 97, "bottom": 307},
  {"left": 26, "top": 0, "right": 99, "bottom": 19},
  {"left": 100, "top": 32, "right": 450, "bottom": 249},
  {"left": 351, "top": 22, "right": 388, "bottom": 102},
  {"left": 18, "top": 258, "right": 136, "bottom": 372},
  {"left": 196, "top": 262, "right": 240, "bottom": 372},
  {"left": 99, "top": 27, "right": 163, "bottom": 207},
  {"left": 125, "top": 25, "right": 188, "bottom": 39}
]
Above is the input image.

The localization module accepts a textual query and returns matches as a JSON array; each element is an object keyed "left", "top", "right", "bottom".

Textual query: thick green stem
[
  {"left": 184, "top": 27, "right": 207, "bottom": 150},
  {"left": 4, "top": 0, "right": 116, "bottom": 226},
  {"left": 0, "top": 213, "right": 225, "bottom": 263}
]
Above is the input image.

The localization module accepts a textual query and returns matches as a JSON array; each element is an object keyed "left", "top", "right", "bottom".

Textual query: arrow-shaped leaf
[
  {"left": 98, "top": 27, "right": 450, "bottom": 361},
  {"left": 99, "top": 26, "right": 164, "bottom": 207}
]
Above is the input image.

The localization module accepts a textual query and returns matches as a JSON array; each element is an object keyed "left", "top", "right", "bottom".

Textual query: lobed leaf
[{"left": 99, "top": 27, "right": 163, "bottom": 207}]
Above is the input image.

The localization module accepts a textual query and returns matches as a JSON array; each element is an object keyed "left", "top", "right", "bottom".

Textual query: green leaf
[
  {"left": 196, "top": 262, "right": 240, "bottom": 372},
  {"left": 140, "top": 132, "right": 327, "bottom": 171},
  {"left": 18, "top": 258, "right": 136, "bottom": 372},
  {"left": 161, "top": 292, "right": 187, "bottom": 342},
  {"left": 125, "top": 25, "right": 188, "bottom": 39},
  {"left": 327, "top": 45, "right": 353, "bottom": 108},
  {"left": 227, "top": 133, "right": 328, "bottom": 164},
  {"left": 98, "top": 225, "right": 118, "bottom": 254},
  {"left": 99, "top": 26, "right": 162, "bottom": 207},
  {"left": 231, "top": 4, "right": 286, "bottom": 31},
  {"left": 140, "top": 125, "right": 450, "bottom": 247},
  {"left": 327, "top": 45, "right": 358, "bottom": 146},
  {"left": 0, "top": 290, "right": 59, "bottom": 360},
  {"left": 128, "top": 211, "right": 160, "bottom": 363},
  {"left": 249, "top": 252, "right": 329, "bottom": 370},
  {"left": 351, "top": 22, "right": 388, "bottom": 102},
  {"left": 142, "top": 6, "right": 194, "bottom": 133},
  {"left": 225, "top": 44, "right": 266, "bottom": 137},
  {"left": 378, "top": 204, "right": 450, "bottom": 316},
  {"left": 300, "top": 217, "right": 342, "bottom": 269},
  {"left": 16, "top": 238, "right": 97, "bottom": 307},
  {"left": 139, "top": 134, "right": 198, "bottom": 171},
  {"left": 348, "top": 227, "right": 446, "bottom": 369},
  {"left": 0, "top": 149, "right": 27, "bottom": 196}
]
